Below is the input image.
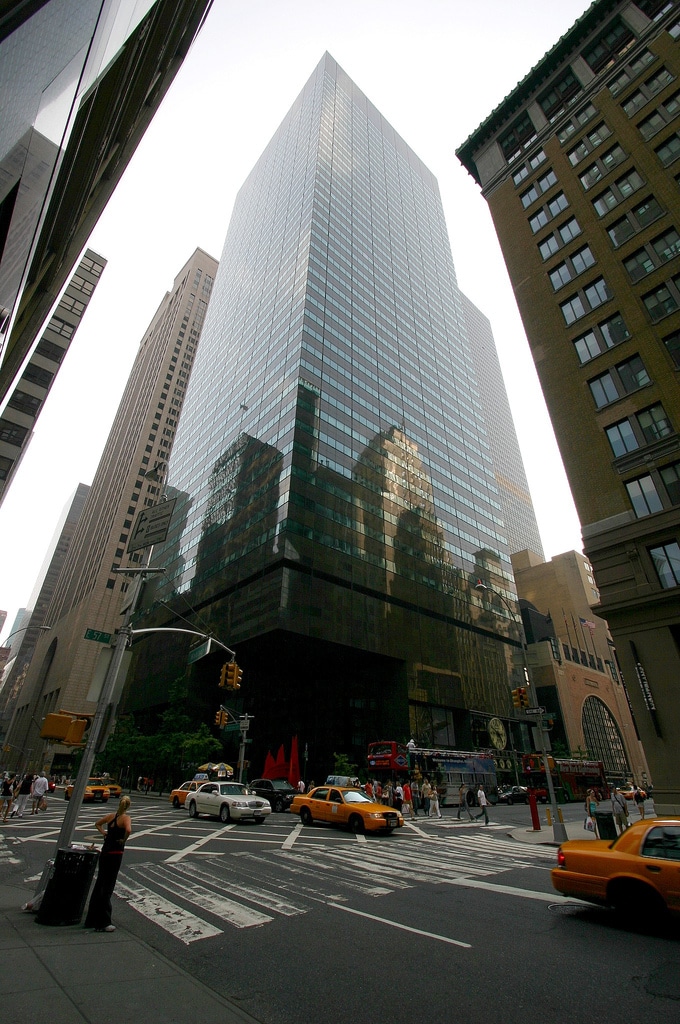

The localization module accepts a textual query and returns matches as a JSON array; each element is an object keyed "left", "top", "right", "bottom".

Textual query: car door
[
  {"left": 640, "top": 825, "right": 680, "bottom": 909},
  {"left": 308, "top": 787, "right": 330, "bottom": 821},
  {"left": 196, "top": 783, "right": 218, "bottom": 815},
  {"left": 328, "top": 788, "right": 348, "bottom": 825}
]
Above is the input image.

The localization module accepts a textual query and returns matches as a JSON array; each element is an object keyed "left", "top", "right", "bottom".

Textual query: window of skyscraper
[
  {"left": 638, "top": 404, "right": 673, "bottom": 444},
  {"left": 626, "top": 475, "right": 664, "bottom": 516},
  {"left": 649, "top": 541, "right": 680, "bottom": 588},
  {"left": 655, "top": 132, "right": 680, "bottom": 166}
]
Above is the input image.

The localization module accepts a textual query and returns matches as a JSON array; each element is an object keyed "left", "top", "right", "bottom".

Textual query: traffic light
[
  {"left": 214, "top": 710, "right": 227, "bottom": 727},
  {"left": 517, "top": 687, "right": 529, "bottom": 708},
  {"left": 219, "top": 663, "right": 228, "bottom": 688},
  {"left": 511, "top": 688, "right": 521, "bottom": 708},
  {"left": 226, "top": 661, "right": 242, "bottom": 690}
]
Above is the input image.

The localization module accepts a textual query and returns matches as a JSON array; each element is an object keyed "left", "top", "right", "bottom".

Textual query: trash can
[
  {"left": 36, "top": 847, "right": 98, "bottom": 925},
  {"left": 593, "top": 810, "right": 618, "bottom": 841}
]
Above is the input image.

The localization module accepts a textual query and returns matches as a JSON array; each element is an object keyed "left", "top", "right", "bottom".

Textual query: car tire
[
  {"left": 349, "top": 814, "right": 365, "bottom": 834},
  {"left": 219, "top": 804, "right": 231, "bottom": 823},
  {"left": 188, "top": 801, "right": 198, "bottom": 818},
  {"left": 507, "top": 797, "right": 513, "bottom": 805},
  {"left": 300, "top": 807, "right": 313, "bottom": 826},
  {"left": 608, "top": 879, "right": 666, "bottom": 924},
  {"left": 172, "top": 796, "right": 180, "bottom": 808},
  {"left": 274, "top": 798, "right": 284, "bottom": 813}
]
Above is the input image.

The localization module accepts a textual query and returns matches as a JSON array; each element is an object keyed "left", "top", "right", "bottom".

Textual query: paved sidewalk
[{"left": 1, "top": 850, "right": 263, "bottom": 1024}]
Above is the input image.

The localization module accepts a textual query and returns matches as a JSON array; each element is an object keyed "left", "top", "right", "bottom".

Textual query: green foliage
[
  {"left": 98, "top": 679, "right": 226, "bottom": 787},
  {"left": 332, "top": 752, "right": 358, "bottom": 778}
]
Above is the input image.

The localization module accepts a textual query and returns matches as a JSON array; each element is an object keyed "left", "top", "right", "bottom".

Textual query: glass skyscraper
[{"left": 130, "top": 54, "right": 539, "bottom": 776}]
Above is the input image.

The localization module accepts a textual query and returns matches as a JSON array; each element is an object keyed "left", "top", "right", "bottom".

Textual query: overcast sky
[{"left": 0, "top": 0, "right": 591, "bottom": 643}]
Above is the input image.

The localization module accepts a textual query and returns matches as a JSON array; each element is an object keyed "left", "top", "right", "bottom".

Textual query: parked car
[
  {"left": 186, "top": 781, "right": 271, "bottom": 823},
  {"left": 551, "top": 818, "right": 680, "bottom": 922},
  {"left": 64, "top": 778, "right": 109, "bottom": 802},
  {"left": 291, "top": 785, "right": 404, "bottom": 833},
  {"left": 248, "top": 778, "right": 297, "bottom": 812},
  {"left": 169, "top": 780, "right": 203, "bottom": 808},
  {"left": 497, "top": 785, "right": 529, "bottom": 805}
]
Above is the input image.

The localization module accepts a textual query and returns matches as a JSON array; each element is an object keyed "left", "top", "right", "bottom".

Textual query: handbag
[{"left": 584, "top": 815, "right": 595, "bottom": 832}]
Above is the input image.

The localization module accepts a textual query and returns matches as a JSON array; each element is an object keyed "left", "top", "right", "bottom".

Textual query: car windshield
[
  {"left": 271, "top": 780, "right": 293, "bottom": 790},
  {"left": 344, "top": 790, "right": 371, "bottom": 803},
  {"left": 219, "top": 784, "right": 247, "bottom": 796}
]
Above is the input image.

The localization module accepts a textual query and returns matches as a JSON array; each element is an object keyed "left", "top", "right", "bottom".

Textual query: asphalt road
[{"left": 5, "top": 795, "right": 679, "bottom": 1024}]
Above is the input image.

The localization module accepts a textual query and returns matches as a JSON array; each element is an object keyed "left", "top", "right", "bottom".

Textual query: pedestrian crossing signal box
[{"left": 40, "top": 712, "right": 91, "bottom": 745}]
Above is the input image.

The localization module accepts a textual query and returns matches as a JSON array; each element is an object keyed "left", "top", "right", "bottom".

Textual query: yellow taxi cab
[
  {"left": 64, "top": 778, "right": 110, "bottom": 802},
  {"left": 169, "top": 780, "right": 203, "bottom": 808},
  {"left": 290, "top": 785, "right": 404, "bottom": 833},
  {"left": 102, "top": 779, "right": 122, "bottom": 799},
  {"left": 551, "top": 818, "right": 680, "bottom": 921}
]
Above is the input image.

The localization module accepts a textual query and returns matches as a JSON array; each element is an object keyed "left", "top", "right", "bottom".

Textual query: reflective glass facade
[{"left": 133, "top": 54, "right": 535, "bottom": 771}]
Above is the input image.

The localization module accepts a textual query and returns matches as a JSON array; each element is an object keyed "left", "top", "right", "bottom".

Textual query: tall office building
[
  {"left": 461, "top": 294, "right": 545, "bottom": 560},
  {"left": 0, "top": 250, "right": 106, "bottom": 504},
  {"left": 458, "top": 1, "right": 680, "bottom": 811},
  {"left": 0, "top": 0, "right": 212, "bottom": 497},
  {"left": 0, "top": 483, "right": 89, "bottom": 764},
  {"left": 129, "top": 54, "right": 543, "bottom": 781},
  {"left": 3, "top": 249, "right": 217, "bottom": 773}
]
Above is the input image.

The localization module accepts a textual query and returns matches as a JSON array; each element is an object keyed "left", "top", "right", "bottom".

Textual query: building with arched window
[{"left": 513, "top": 547, "right": 649, "bottom": 786}]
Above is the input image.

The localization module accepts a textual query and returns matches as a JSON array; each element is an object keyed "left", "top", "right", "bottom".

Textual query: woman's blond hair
[{"left": 117, "top": 795, "right": 131, "bottom": 815}]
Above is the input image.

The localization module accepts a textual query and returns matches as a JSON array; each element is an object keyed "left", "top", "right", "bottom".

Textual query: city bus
[
  {"left": 367, "top": 741, "right": 498, "bottom": 806},
  {"left": 521, "top": 755, "right": 609, "bottom": 802}
]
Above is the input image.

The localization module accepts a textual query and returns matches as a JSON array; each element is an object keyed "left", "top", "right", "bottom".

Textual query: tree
[{"left": 332, "top": 752, "right": 358, "bottom": 778}]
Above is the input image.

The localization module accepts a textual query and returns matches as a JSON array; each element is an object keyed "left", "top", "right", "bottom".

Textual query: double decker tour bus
[
  {"left": 367, "top": 741, "right": 498, "bottom": 806},
  {"left": 521, "top": 754, "right": 609, "bottom": 802}
]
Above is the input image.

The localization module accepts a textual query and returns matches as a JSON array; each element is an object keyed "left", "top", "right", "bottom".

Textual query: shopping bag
[{"left": 584, "top": 815, "right": 595, "bottom": 832}]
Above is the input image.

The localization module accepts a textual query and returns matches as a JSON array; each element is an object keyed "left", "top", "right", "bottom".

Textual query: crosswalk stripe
[
  {"left": 128, "top": 863, "right": 273, "bottom": 928},
  {"left": 116, "top": 879, "right": 223, "bottom": 943},
  {"left": 170, "top": 859, "right": 307, "bottom": 917}
]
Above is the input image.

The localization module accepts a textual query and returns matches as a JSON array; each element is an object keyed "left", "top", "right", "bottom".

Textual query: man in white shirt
[
  {"left": 31, "top": 773, "right": 49, "bottom": 814},
  {"left": 475, "top": 785, "right": 490, "bottom": 825}
]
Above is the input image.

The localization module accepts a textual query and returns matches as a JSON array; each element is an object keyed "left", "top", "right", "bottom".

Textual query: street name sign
[
  {"left": 84, "top": 628, "right": 112, "bottom": 644},
  {"left": 187, "top": 638, "right": 212, "bottom": 664},
  {"left": 524, "top": 706, "right": 546, "bottom": 716}
]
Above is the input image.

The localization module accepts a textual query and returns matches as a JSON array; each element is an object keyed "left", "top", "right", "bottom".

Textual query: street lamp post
[{"left": 475, "top": 580, "right": 568, "bottom": 844}]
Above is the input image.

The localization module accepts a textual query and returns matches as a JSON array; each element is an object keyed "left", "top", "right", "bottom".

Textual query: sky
[{"left": 0, "top": 0, "right": 592, "bottom": 643}]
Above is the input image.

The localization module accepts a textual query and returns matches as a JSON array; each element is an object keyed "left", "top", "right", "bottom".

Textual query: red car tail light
[{"left": 557, "top": 849, "right": 566, "bottom": 868}]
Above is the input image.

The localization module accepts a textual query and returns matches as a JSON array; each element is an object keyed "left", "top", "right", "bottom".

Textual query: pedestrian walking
[
  {"left": 611, "top": 787, "right": 629, "bottom": 834},
  {"left": 411, "top": 779, "right": 420, "bottom": 815},
  {"left": 31, "top": 772, "right": 49, "bottom": 813},
  {"left": 633, "top": 784, "right": 646, "bottom": 818},
  {"left": 402, "top": 780, "right": 413, "bottom": 818},
  {"left": 475, "top": 784, "right": 490, "bottom": 825},
  {"left": 1, "top": 773, "right": 15, "bottom": 820},
  {"left": 84, "top": 795, "right": 132, "bottom": 932},
  {"left": 421, "top": 778, "right": 432, "bottom": 817},
  {"left": 13, "top": 773, "right": 33, "bottom": 817},
  {"left": 393, "top": 781, "right": 404, "bottom": 813},
  {"left": 585, "top": 788, "right": 599, "bottom": 837},
  {"left": 430, "top": 785, "right": 442, "bottom": 818},
  {"left": 457, "top": 783, "right": 473, "bottom": 820}
]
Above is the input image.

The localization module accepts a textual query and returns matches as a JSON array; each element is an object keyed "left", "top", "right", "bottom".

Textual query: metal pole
[{"left": 52, "top": 624, "right": 131, "bottom": 855}]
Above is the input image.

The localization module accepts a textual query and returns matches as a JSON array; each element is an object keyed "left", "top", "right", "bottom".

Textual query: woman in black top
[{"left": 85, "top": 795, "right": 132, "bottom": 932}]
